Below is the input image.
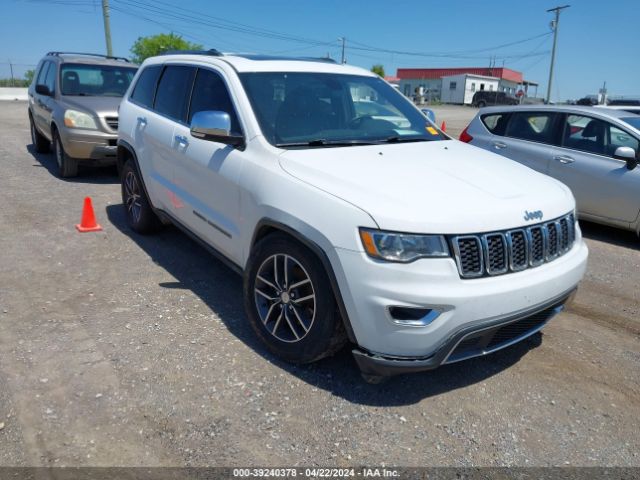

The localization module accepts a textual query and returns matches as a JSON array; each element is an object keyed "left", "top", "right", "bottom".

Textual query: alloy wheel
[
  {"left": 123, "top": 170, "right": 143, "bottom": 224},
  {"left": 254, "top": 253, "right": 316, "bottom": 343}
]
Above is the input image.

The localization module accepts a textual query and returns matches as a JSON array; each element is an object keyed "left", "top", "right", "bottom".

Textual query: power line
[
  {"left": 113, "top": 0, "right": 335, "bottom": 47},
  {"left": 347, "top": 43, "right": 550, "bottom": 60},
  {"left": 18, "top": 0, "right": 555, "bottom": 66},
  {"left": 110, "top": 0, "right": 551, "bottom": 61},
  {"left": 349, "top": 31, "right": 552, "bottom": 57},
  {"left": 520, "top": 53, "right": 551, "bottom": 75},
  {"left": 107, "top": 3, "right": 284, "bottom": 54},
  {"left": 505, "top": 35, "right": 551, "bottom": 66}
]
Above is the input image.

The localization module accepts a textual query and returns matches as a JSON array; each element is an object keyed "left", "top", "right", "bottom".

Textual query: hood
[
  {"left": 61, "top": 95, "right": 121, "bottom": 117},
  {"left": 278, "top": 140, "right": 574, "bottom": 234}
]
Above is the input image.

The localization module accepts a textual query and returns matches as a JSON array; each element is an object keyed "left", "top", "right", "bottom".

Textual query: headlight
[
  {"left": 64, "top": 109, "right": 98, "bottom": 129},
  {"left": 359, "top": 228, "right": 450, "bottom": 262}
]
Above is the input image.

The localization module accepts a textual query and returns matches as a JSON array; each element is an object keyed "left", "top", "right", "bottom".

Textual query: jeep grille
[{"left": 451, "top": 213, "right": 576, "bottom": 279}]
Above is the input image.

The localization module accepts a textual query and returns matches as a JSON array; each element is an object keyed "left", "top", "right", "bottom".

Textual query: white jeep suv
[{"left": 117, "top": 50, "right": 588, "bottom": 381}]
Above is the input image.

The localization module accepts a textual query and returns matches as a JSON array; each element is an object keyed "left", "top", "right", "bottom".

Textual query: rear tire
[
  {"left": 53, "top": 129, "right": 78, "bottom": 178},
  {"left": 30, "top": 116, "right": 50, "bottom": 153},
  {"left": 477, "top": 100, "right": 487, "bottom": 108},
  {"left": 244, "top": 233, "right": 346, "bottom": 363},
  {"left": 121, "top": 160, "right": 161, "bottom": 234}
]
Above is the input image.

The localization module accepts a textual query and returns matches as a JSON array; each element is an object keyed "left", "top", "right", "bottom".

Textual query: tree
[
  {"left": 130, "top": 33, "right": 203, "bottom": 64},
  {"left": 0, "top": 77, "right": 29, "bottom": 87},
  {"left": 24, "top": 69, "right": 35, "bottom": 85},
  {"left": 371, "top": 64, "right": 385, "bottom": 78}
]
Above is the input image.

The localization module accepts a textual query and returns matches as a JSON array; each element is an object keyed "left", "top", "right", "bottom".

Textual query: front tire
[
  {"left": 121, "top": 161, "right": 161, "bottom": 234},
  {"left": 244, "top": 234, "right": 346, "bottom": 363},
  {"left": 477, "top": 100, "right": 487, "bottom": 108},
  {"left": 53, "top": 129, "right": 78, "bottom": 178},
  {"left": 30, "top": 116, "right": 50, "bottom": 153}
]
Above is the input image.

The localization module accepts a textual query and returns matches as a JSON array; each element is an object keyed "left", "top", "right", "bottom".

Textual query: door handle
[
  {"left": 554, "top": 155, "right": 575, "bottom": 164},
  {"left": 137, "top": 116, "right": 147, "bottom": 126},
  {"left": 493, "top": 141, "right": 507, "bottom": 149},
  {"left": 174, "top": 135, "right": 189, "bottom": 146}
]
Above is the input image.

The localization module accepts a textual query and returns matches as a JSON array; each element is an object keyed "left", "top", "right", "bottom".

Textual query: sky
[{"left": 1, "top": 0, "right": 638, "bottom": 101}]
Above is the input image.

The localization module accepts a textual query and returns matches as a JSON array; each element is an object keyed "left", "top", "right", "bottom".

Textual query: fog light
[{"left": 388, "top": 306, "right": 441, "bottom": 327}]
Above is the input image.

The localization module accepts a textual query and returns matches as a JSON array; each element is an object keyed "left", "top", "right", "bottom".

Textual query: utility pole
[
  {"left": 545, "top": 4, "right": 570, "bottom": 104},
  {"left": 8, "top": 60, "right": 15, "bottom": 87},
  {"left": 339, "top": 37, "right": 346, "bottom": 64},
  {"left": 101, "top": 0, "right": 113, "bottom": 57},
  {"left": 599, "top": 80, "right": 607, "bottom": 105}
]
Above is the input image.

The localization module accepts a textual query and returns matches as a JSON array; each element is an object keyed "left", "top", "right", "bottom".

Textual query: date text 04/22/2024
[{"left": 232, "top": 468, "right": 400, "bottom": 478}]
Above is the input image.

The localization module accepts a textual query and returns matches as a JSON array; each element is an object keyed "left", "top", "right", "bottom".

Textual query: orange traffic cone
[
  {"left": 440, "top": 121, "right": 447, "bottom": 132},
  {"left": 76, "top": 196, "right": 102, "bottom": 232}
]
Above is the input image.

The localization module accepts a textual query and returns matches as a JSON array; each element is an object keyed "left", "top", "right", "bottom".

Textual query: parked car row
[
  {"left": 27, "top": 51, "right": 589, "bottom": 382},
  {"left": 461, "top": 105, "right": 640, "bottom": 236}
]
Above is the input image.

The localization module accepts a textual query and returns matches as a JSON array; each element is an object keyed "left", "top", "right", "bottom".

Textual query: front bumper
[
  {"left": 353, "top": 288, "right": 575, "bottom": 377},
  {"left": 332, "top": 234, "right": 588, "bottom": 362},
  {"left": 58, "top": 126, "right": 117, "bottom": 162}
]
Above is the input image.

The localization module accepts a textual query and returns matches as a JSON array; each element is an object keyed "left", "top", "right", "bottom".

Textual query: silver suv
[{"left": 28, "top": 52, "right": 138, "bottom": 177}]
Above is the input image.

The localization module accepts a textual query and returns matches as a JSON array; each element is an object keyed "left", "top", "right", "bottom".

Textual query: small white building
[{"left": 440, "top": 74, "right": 500, "bottom": 105}]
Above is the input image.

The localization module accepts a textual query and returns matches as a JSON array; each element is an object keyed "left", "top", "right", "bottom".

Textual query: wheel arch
[
  {"left": 117, "top": 139, "right": 136, "bottom": 177},
  {"left": 117, "top": 139, "right": 160, "bottom": 212},
  {"left": 250, "top": 219, "right": 357, "bottom": 343},
  {"left": 50, "top": 120, "right": 59, "bottom": 137}
]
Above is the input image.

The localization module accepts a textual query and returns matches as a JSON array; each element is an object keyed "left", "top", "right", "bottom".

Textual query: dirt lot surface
[
  {"left": 429, "top": 104, "right": 477, "bottom": 138},
  {"left": 0, "top": 101, "right": 638, "bottom": 467}
]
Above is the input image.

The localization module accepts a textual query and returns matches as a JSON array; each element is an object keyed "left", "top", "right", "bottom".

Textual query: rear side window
[
  {"left": 188, "top": 68, "right": 241, "bottom": 133},
  {"left": 43, "top": 61, "right": 56, "bottom": 93},
  {"left": 505, "top": 112, "right": 558, "bottom": 144},
  {"left": 130, "top": 65, "right": 162, "bottom": 108},
  {"left": 481, "top": 113, "right": 510, "bottom": 135},
  {"left": 154, "top": 66, "right": 196, "bottom": 122},
  {"left": 36, "top": 61, "right": 49, "bottom": 85}
]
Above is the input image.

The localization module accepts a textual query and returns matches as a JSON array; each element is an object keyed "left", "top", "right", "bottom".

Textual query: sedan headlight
[
  {"left": 64, "top": 109, "right": 98, "bottom": 129},
  {"left": 359, "top": 228, "right": 450, "bottom": 263}
]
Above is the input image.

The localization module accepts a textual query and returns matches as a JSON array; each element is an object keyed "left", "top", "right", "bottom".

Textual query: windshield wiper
[
  {"left": 382, "top": 136, "right": 430, "bottom": 143},
  {"left": 276, "top": 139, "right": 380, "bottom": 148}
]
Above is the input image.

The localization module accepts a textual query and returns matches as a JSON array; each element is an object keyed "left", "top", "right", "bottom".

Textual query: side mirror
[
  {"left": 190, "top": 111, "right": 244, "bottom": 148},
  {"left": 35, "top": 84, "right": 52, "bottom": 96},
  {"left": 421, "top": 108, "right": 436, "bottom": 123},
  {"left": 613, "top": 146, "right": 638, "bottom": 170}
]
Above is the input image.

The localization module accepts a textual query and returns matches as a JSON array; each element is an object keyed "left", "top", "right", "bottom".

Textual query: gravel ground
[
  {"left": 0, "top": 101, "right": 638, "bottom": 467},
  {"left": 428, "top": 104, "right": 478, "bottom": 138}
]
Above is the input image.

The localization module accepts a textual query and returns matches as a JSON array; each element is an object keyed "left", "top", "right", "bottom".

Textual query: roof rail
[
  {"left": 223, "top": 53, "right": 338, "bottom": 64},
  {"left": 46, "top": 52, "right": 130, "bottom": 62},
  {"left": 160, "top": 49, "right": 223, "bottom": 57},
  {"left": 299, "top": 56, "right": 337, "bottom": 64}
]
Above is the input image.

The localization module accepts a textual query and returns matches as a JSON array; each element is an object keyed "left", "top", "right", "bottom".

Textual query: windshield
[
  {"left": 621, "top": 117, "right": 640, "bottom": 130},
  {"left": 239, "top": 72, "right": 445, "bottom": 147},
  {"left": 60, "top": 63, "right": 137, "bottom": 97}
]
